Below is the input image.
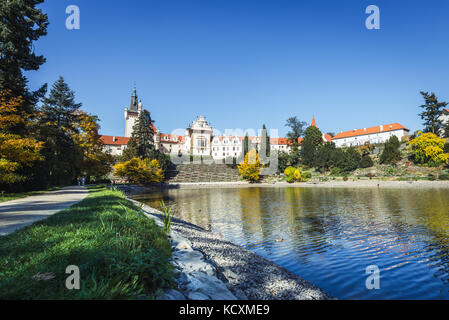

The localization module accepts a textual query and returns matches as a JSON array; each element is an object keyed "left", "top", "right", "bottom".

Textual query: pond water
[{"left": 139, "top": 186, "right": 449, "bottom": 299}]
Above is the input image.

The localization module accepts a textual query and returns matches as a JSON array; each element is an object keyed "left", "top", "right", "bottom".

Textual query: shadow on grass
[{"left": 0, "top": 186, "right": 174, "bottom": 300}]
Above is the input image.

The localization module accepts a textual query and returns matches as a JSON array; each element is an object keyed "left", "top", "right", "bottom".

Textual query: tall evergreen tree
[
  {"left": 0, "top": 0, "right": 48, "bottom": 133},
  {"left": 344, "top": 147, "right": 362, "bottom": 172},
  {"left": 36, "top": 77, "right": 83, "bottom": 186},
  {"left": 380, "top": 135, "right": 401, "bottom": 165},
  {"left": 121, "top": 110, "right": 172, "bottom": 174},
  {"left": 243, "top": 133, "right": 249, "bottom": 156},
  {"left": 419, "top": 91, "right": 448, "bottom": 135},
  {"left": 123, "top": 110, "right": 155, "bottom": 160},
  {"left": 301, "top": 125, "right": 323, "bottom": 167},
  {"left": 315, "top": 141, "right": 336, "bottom": 172},
  {"left": 261, "top": 124, "right": 270, "bottom": 157}
]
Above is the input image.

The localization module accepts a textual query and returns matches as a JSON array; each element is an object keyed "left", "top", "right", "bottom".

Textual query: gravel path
[{"left": 169, "top": 216, "right": 332, "bottom": 300}]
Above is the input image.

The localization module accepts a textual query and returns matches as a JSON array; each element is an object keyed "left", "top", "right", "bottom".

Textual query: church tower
[{"left": 124, "top": 87, "right": 142, "bottom": 137}]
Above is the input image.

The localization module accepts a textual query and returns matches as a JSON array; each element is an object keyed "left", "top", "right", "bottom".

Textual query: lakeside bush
[
  {"left": 408, "top": 132, "right": 449, "bottom": 167},
  {"left": 380, "top": 136, "right": 401, "bottom": 165},
  {"left": 359, "top": 155, "right": 374, "bottom": 168},
  {"left": 284, "top": 166, "right": 310, "bottom": 183},
  {"left": 439, "top": 172, "right": 449, "bottom": 180},
  {"left": 114, "top": 158, "right": 164, "bottom": 184},
  {"left": 238, "top": 149, "right": 263, "bottom": 182}
]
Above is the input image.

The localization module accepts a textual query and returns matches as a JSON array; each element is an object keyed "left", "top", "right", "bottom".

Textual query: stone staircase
[{"left": 166, "top": 163, "right": 241, "bottom": 183}]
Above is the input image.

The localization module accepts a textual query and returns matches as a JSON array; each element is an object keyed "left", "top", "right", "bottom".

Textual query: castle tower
[
  {"left": 124, "top": 87, "right": 141, "bottom": 137},
  {"left": 187, "top": 115, "right": 213, "bottom": 156}
]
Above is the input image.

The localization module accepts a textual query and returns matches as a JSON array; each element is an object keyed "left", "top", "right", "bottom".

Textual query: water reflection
[{"left": 140, "top": 187, "right": 449, "bottom": 299}]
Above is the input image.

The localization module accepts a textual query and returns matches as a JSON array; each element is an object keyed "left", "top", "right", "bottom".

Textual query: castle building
[
  {"left": 100, "top": 88, "right": 410, "bottom": 159},
  {"left": 124, "top": 87, "right": 143, "bottom": 138},
  {"left": 331, "top": 123, "right": 410, "bottom": 147}
]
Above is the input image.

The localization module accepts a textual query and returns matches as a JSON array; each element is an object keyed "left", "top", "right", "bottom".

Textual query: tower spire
[
  {"left": 311, "top": 116, "right": 317, "bottom": 127},
  {"left": 129, "top": 85, "right": 138, "bottom": 111}
]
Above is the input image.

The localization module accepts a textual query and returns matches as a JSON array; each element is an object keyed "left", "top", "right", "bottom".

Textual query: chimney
[
  {"left": 364, "top": 128, "right": 367, "bottom": 132},
  {"left": 380, "top": 125, "right": 383, "bottom": 131},
  {"left": 113, "top": 136, "right": 116, "bottom": 142}
]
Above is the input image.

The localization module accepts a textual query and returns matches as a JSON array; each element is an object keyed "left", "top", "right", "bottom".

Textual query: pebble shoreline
[{"left": 123, "top": 189, "right": 332, "bottom": 300}]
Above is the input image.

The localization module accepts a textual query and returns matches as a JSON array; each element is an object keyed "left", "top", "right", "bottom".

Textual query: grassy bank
[
  {"left": 0, "top": 187, "right": 61, "bottom": 203},
  {"left": 0, "top": 185, "right": 174, "bottom": 299}
]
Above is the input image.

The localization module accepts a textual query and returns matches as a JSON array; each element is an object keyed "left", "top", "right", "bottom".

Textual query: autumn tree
[
  {"left": 72, "top": 110, "right": 114, "bottom": 181},
  {"left": 0, "top": 91, "right": 43, "bottom": 188}
]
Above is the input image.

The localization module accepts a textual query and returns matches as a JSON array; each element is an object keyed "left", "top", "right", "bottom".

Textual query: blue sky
[{"left": 28, "top": 0, "right": 449, "bottom": 137}]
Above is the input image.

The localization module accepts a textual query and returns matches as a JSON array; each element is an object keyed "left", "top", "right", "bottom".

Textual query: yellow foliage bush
[
  {"left": 408, "top": 132, "right": 449, "bottom": 166},
  {"left": 114, "top": 157, "right": 164, "bottom": 184},
  {"left": 284, "top": 166, "right": 303, "bottom": 183},
  {"left": 293, "top": 169, "right": 302, "bottom": 180},
  {"left": 238, "top": 149, "right": 263, "bottom": 182}
]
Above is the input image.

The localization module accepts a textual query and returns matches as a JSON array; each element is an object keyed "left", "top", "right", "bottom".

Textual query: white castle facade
[{"left": 100, "top": 88, "right": 411, "bottom": 158}]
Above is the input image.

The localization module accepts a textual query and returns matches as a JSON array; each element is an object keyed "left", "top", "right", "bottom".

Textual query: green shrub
[
  {"left": 330, "top": 167, "right": 341, "bottom": 176},
  {"left": 380, "top": 136, "right": 401, "bottom": 165},
  {"left": 302, "top": 171, "right": 312, "bottom": 180},
  {"left": 439, "top": 173, "right": 449, "bottom": 180},
  {"left": 359, "top": 155, "right": 374, "bottom": 168}
]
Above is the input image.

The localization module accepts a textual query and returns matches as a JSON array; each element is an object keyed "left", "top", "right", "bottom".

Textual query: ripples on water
[{"left": 139, "top": 187, "right": 449, "bottom": 299}]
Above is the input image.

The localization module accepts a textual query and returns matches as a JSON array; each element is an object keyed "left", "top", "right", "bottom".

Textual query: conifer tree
[
  {"left": 0, "top": 0, "right": 48, "bottom": 133},
  {"left": 262, "top": 124, "right": 270, "bottom": 157},
  {"left": 380, "top": 135, "right": 401, "bottom": 165},
  {"left": 243, "top": 134, "right": 249, "bottom": 156},
  {"left": 37, "top": 77, "right": 83, "bottom": 186},
  {"left": 123, "top": 110, "right": 155, "bottom": 160},
  {"left": 301, "top": 125, "right": 323, "bottom": 167},
  {"left": 419, "top": 91, "right": 448, "bottom": 135}
]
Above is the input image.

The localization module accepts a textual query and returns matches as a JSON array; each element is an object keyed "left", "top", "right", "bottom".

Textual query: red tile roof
[
  {"left": 100, "top": 135, "right": 130, "bottom": 146},
  {"left": 270, "top": 137, "right": 303, "bottom": 145},
  {"left": 332, "top": 123, "right": 409, "bottom": 140}
]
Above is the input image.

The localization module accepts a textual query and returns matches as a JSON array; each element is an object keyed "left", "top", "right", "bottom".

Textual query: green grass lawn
[
  {"left": 0, "top": 187, "right": 62, "bottom": 203},
  {"left": 0, "top": 185, "right": 174, "bottom": 299}
]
